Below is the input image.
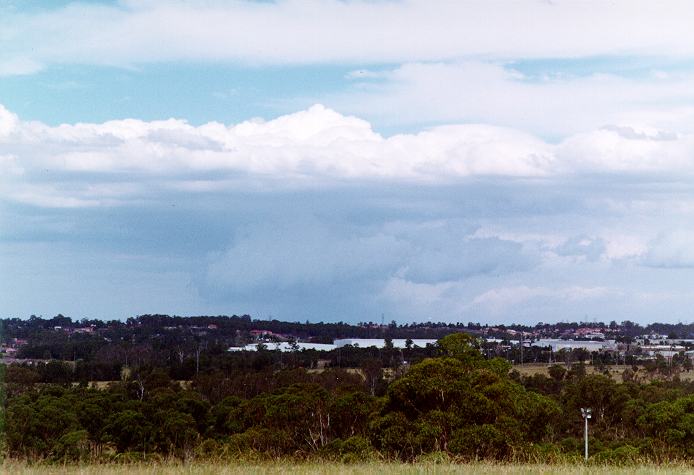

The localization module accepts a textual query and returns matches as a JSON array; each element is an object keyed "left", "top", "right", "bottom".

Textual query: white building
[
  {"left": 531, "top": 339, "right": 617, "bottom": 352},
  {"left": 227, "top": 338, "right": 438, "bottom": 352},
  {"left": 333, "top": 338, "right": 438, "bottom": 349},
  {"left": 640, "top": 345, "right": 685, "bottom": 357},
  {"left": 227, "top": 342, "right": 336, "bottom": 352}
]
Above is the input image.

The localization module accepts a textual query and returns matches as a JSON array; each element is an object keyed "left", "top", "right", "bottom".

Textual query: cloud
[
  {"left": 322, "top": 61, "right": 694, "bottom": 137},
  {"left": 556, "top": 127, "right": 694, "bottom": 174},
  {"left": 1, "top": 103, "right": 556, "bottom": 207},
  {"left": 0, "top": 57, "right": 42, "bottom": 77},
  {"left": 471, "top": 285, "right": 614, "bottom": 313},
  {"left": 4, "top": 1, "right": 694, "bottom": 74},
  {"left": 0, "top": 104, "right": 19, "bottom": 137},
  {"left": 7, "top": 2, "right": 694, "bottom": 323},
  {"left": 5, "top": 102, "right": 694, "bottom": 208},
  {"left": 203, "top": 217, "right": 539, "bottom": 296},
  {"left": 205, "top": 218, "right": 411, "bottom": 292},
  {"left": 554, "top": 235, "right": 606, "bottom": 262},
  {"left": 642, "top": 231, "right": 694, "bottom": 268},
  {"left": 380, "top": 278, "right": 469, "bottom": 318},
  {"left": 377, "top": 278, "right": 618, "bottom": 321},
  {"left": 469, "top": 226, "right": 654, "bottom": 267}
]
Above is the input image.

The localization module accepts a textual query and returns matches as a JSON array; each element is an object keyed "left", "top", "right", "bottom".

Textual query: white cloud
[
  {"left": 601, "top": 234, "right": 649, "bottom": 261},
  {"left": 4, "top": 1, "right": 694, "bottom": 74},
  {"left": 556, "top": 127, "right": 694, "bottom": 174},
  {"left": 0, "top": 104, "right": 18, "bottom": 138},
  {"left": 0, "top": 57, "right": 42, "bottom": 77},
  {"left": 642, "top": 230, "right": 694, "bottom": 268},
  {"left": 322, "top": 61, "right": 694, "bottom": 137},
  {"left": 5, "top": 102, "right": 694, "bottom": 207},
  {"left": 471, "top": 285, "right": 614, "bottom": 313},
  {"left": 470, "top": 227, "right": 652, "bottom": 265},
  {"left": 378, "top": 279, "right": 618, "bottom": 320},
  {"left": 0, "top": 103, "right": 557, "bottom": 207}
]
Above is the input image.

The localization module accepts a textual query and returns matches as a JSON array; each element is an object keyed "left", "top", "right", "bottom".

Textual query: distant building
[
  {"left": 333, "top": 338, "right": 437, "bottom": 349},
  {"left": 531, "top": 339, "right": 617, "bottom": 352},
  {"left": 640, "top": 345, "right": 685, "bottom": 357},
  {"left": 228, "top": 342, "right": 336, "bottom": 352},
  {"left": 249, "top": 329, "right": 289, "bottom": 341},
  {"left": 227, "top": 337, "right": 438, "bottom": 352}
]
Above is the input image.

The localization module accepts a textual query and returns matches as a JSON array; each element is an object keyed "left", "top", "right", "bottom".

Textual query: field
[
  {"left": 513, "top": 363, "right": 632, "bottom": 380},
  {"left": 512, "top": 363, "right": 694, "bottom": 383},
  {"left": 5, "top": 463, "right": 694, "bottom": 475}
]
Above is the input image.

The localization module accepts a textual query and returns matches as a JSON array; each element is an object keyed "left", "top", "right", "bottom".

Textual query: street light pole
[
  {"left": 581, "top": 408, "right": 592, "bottom": 461},
  {"left": 520, "top": 331, "right": 524, "bottom": 365}
]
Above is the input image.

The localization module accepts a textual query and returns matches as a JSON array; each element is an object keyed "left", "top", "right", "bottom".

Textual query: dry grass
[
  {"left": 512, "top": 363, "right": 694, "bottom": 383},
  {"left": 4, "top": 462, "right": 694, "bottom": 475},
  {"left": 513, "top": 364, "right": 632, "bottom": 379},
  {"left": 74, "top": 365, "right": 694, "bottom": 389}
]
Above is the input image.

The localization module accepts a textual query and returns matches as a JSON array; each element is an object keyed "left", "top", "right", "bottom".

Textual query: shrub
[
  {"left": 592, "top": 445, "right": 641, "bottom": 465},
  {"left": 52, "top": 429, "right": 90, "bottom": 462}
]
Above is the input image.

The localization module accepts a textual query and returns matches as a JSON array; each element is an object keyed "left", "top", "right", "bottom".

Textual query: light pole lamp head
[{"left": 581, "top": 407, "right": 592, "bottom": 419}]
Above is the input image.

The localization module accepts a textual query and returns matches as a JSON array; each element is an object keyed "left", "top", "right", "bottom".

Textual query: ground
[
  {"left": 512, "top": 363, "right": 694, "bottom": 383},
  {"left": 4, "top": 463, "right": 694, "bottom": 475}
]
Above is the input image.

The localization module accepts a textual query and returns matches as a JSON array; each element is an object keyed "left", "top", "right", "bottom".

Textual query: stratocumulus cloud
[
  {"left": 6, "top": 1, "right": 694, "bottom": 324},
  {"left": 5, "top": 101, "right": 694, "bottom": 322},
  {"left": 5, "top": 104, "right": 694, "bottom": 209}
]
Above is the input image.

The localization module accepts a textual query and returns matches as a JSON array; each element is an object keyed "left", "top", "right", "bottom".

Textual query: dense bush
[{"left": 6, "top": 333, "right": 694, "bottom": 463}]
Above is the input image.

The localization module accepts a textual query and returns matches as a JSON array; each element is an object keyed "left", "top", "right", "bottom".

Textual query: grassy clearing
[
  {"left": 513, "top": 364, "right": 631, "bottom": 381},
  {"left": 4, "top": 462, "right": 694, "bottom": 475},
  {"left": 512, "top": 363, "right": 694, "bottom": 383}
]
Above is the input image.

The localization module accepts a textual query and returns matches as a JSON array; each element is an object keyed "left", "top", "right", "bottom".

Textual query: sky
[{"left": 3, "top": 1, "right": 694, "bottom": 324}]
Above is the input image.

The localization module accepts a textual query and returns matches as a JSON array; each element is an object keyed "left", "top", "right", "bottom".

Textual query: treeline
[
  {"left": 6, "top": 341, "right": 439, "bottom": 384},
  {"left": 2, "top": 314, "right": 456, "bottom": 369},
  {"left": 6, "top": 334, "right": 694, "bottom": 463},
  {"left": 7, "top": 315, "right": 694, "bottom": 369},
  {"left": 3, "top": 314, "right": 469, "bottom": 345}
]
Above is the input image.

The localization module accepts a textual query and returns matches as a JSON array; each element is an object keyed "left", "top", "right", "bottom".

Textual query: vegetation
[
  {"left": 4, "top": 316, "right": 694, "bottom": 467},
  {"left": 6, "top": 461, "right": 694, "bottom": 475},
  {"left": 2, "top": 331, "right": 694, "bottom": 465}
]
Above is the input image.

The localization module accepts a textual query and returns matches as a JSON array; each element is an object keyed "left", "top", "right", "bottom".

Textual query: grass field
[
  {"left": 513, "top": 363, "right": 632, "bottom": 380},
  {"left": 55, "top": 364, "right": 694, "bottom": 390},
  {"left": 512, "top": 363, "right": 694, "bottom": 383},
  {"left": 4, "top": 462, "right": 694, "bottom": 475}
]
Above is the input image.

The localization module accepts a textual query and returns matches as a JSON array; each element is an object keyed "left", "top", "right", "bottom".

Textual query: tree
[
  {"left": 437, "top": 333, "right": 483, "bottom": 368},
  {"left": 548, "top": 364, "right": 567, "bottom": 383},
  {"left": 105, "top": 409, "right": 153, "bottom": 453}
]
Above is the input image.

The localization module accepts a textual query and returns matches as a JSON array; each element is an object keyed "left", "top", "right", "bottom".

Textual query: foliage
[{"left": 6, "top": 327, "right": 694, "bottom": 464}]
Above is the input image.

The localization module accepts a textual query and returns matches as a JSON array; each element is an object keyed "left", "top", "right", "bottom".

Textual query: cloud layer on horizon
[
  {"left": 4, "top": 1, "right": 694, "bottom": 323},
  {"left": 3, "top": 102, "right": 694, "bottom": 322},
  {"left": 4, "top": 103, "right": 694, "bottom": 209}
]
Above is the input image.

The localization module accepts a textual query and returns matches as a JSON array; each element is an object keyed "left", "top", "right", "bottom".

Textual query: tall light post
[
  {"left": 519, "top": 331, "right": 524, "bottom": 365},
  {"left": 581, "top": 408, "right": 592, "bottom": 461}
]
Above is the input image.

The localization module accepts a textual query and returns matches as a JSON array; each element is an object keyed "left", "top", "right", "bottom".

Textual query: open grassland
[
  {"left": 5, "top": 462, "right": 694, "bottom": 475},
  {"left": 513, "top": 363, "right": 632, "bottom": 380},
  {"left": 513, "top": 363, "right": 694, "bottom": 382},
  {"left": 78, "top": 364, "right": 694, "bottom": 390}
]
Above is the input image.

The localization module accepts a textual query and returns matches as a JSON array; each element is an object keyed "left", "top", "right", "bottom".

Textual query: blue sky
[{"left": 3, "top": 1, "right": 694, "bottom": 323}]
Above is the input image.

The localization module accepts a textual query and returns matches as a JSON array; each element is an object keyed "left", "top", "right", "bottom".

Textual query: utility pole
[{"left": 581, "top": 408, "right": 592, "bottom": 461}]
